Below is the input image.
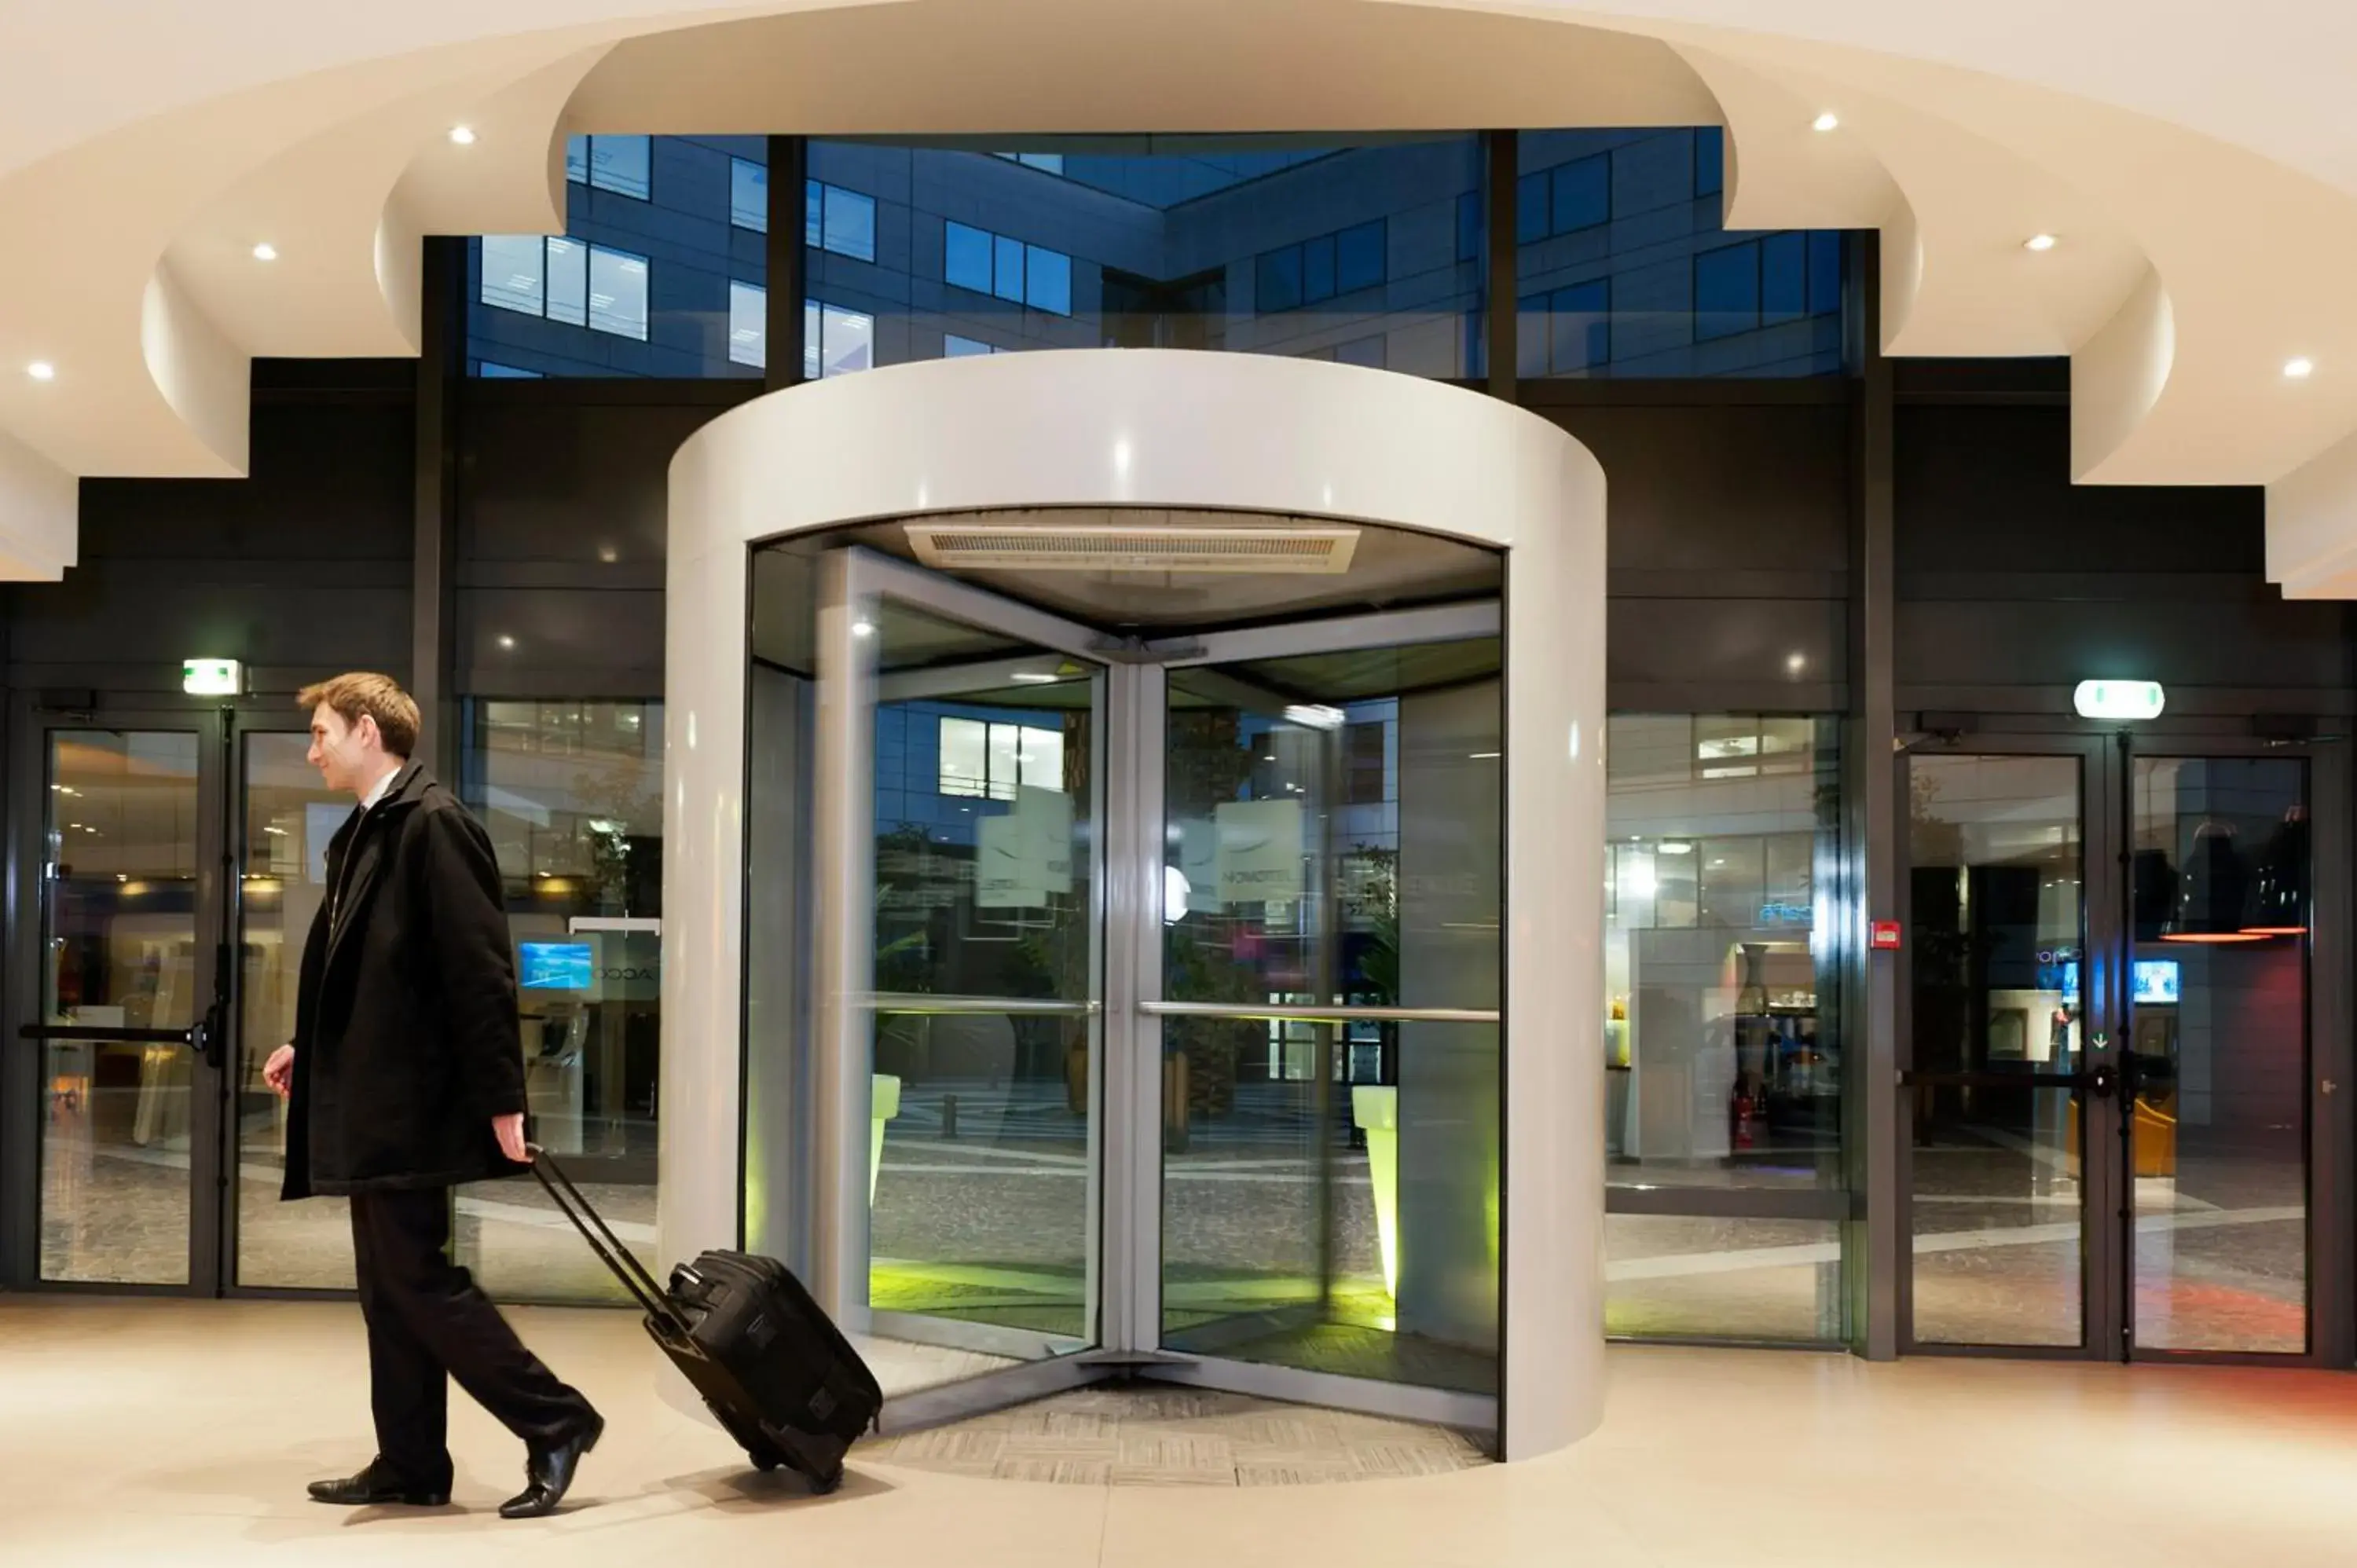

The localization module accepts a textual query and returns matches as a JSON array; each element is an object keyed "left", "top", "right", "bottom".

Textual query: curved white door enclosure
[{"left": 661, "top": 350, "right": 1605, "bottom": 1459}]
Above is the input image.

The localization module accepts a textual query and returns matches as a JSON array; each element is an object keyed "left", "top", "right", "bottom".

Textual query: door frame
[
  {"left": 810, "top": 544, "right": 1512, "bottom": 1434},
  {"left": 2, "top": 699, "right": 234, "bottom": 1295},
  {"left": 1, "top": 696, "right": 343, "bottom": 1299},
  {"left": 812, "top": 546, "right": 1116, "bottom": 1423},
  {"left": 1895, "top": 726, "right": 2348, "bottom": 1366}
]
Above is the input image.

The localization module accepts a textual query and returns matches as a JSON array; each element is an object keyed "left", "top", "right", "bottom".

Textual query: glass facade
[
  {"left": 1518, "top": 130, "right": 1845, "bottom": 377},
  {"left": 453, "top": 699, "right": 663, "bottom": 1304},
  {"left": 468, "top": 134, "right": 768, "bottom": 377},
  {"left": 1604, "top": 713, "right": 1846, "bottom": 1343},
  {"left": 466, "top": 130, "right": 1849, "bottom": 382}
]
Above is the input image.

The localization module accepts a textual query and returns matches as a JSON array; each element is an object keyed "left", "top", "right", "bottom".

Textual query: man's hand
[
  {"left": 493, "top": 1112, "right": 530, "bottom": 1164},
  {"left": 262, "top": 1044, "right": 295, "bottom": 1099}
]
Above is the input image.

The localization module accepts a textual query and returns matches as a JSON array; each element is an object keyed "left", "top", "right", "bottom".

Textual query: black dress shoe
[
  {"left": 499, "top": 1413, "right": 603, "bottom": 1520},
  {"left": 308, "top": 1460, "right": 451, "bottom": 1508}
]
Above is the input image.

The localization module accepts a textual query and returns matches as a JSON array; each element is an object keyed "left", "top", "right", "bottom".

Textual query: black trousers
[{"left": 349, "top": 1188, "right": 597, "bottom": 1490}]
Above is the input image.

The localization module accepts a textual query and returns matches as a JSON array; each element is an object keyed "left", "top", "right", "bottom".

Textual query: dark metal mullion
[
  {"left": 175, "top": 709, "right": 232, "bottom": 1298},
  {"left": 766, "top": 136, "right": 808, "bottom": 393},
  {"left": 1485, "top": 130, "right": 1517, "bottom": 400},
  {"left": 1846, "top": 229, "right": 1901, "bottom": 1360},
  {"left": 0, "top": 696, "right": 42, "bottom": 1287},
  {"left": 2310, "top": 741, "right": 2354, "bottom": 1367},
  {"left": 410, "top": 237, "right": 463, "bottom": 773}
]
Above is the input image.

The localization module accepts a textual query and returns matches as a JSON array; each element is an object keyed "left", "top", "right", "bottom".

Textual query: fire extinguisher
[{"left": 1732, "top": 1091, "right": 1756, "bottom": 1150}]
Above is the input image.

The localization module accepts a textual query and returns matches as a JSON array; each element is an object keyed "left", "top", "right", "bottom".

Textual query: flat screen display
[
  {"left": 519, "top": 941, "right": 593, "bottom": 991},
  {"left": 2134, "top": 958, "right": 2181, "bottom": 1006}
]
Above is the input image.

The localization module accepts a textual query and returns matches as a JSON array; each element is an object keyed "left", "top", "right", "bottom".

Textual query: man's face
[{"left": 306, "top": 704, "right": 376, "bottom": 796}]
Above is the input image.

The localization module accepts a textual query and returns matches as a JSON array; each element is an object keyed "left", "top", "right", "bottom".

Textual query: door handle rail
[{"left": 19, "top": 1024, "right": 201, "bottom": 1046}]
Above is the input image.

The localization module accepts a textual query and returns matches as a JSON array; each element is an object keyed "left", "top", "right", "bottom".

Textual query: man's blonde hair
[{"left": 297, "top": 672, "right": 420, "bottom": 759}]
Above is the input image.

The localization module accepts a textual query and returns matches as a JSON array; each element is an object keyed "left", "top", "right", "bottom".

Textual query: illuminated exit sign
[
  {"left": 182, "top": 658, "right": 241, "bottom": 697},
  {"left": 2073, "top": 680, "right": 2165, "bottom": 721}
]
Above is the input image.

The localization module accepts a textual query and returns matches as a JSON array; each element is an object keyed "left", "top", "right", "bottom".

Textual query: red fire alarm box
[{"left": 1870, "top": 921, "right": 1903, "bottom": 951}]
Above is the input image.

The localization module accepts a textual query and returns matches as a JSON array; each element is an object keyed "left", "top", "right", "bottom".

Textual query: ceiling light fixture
[
  {"left": 2285, "top": 357, "right": 2316, "bottom": 379},
  {"left": 449, "top": 126, "right": 478, "bottom": 146},
  {"left": 251, "top": 242, "right": 279, "bottom": 262},
  {"left": 2024, "top": 233, "right": 2058, "bottom": 252},
  {"left": 26, "top": 361, "right": 54, "bottom": 382},
  {"left": 1812, "top": 112, "right": 1841, "bottom": 133}
]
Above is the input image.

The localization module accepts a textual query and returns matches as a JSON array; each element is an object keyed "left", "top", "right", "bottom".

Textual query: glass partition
[
  {"left": 1603, "top": 713, "right": 1846, "bottom": 1343},
  {"left": 2130, "top": 757, "right": 2310, "bottom": 1354},
  {"left": 860, "top": 598, "right": 1105, "bottom": 1365},
  {"left": 35, "top": 731, "right": 203, "bottom": 1284},
  {"left": 1159, "top": 637, "right": 1502, "bottom": 1395},
  {"left": 454, "top": 699, "right": 665, "bottom": 1303},
  {"left": 233, "top": 732, "right": 357, "bottom": 1289}
]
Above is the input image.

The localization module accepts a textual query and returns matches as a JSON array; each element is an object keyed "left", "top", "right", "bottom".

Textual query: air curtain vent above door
[{"left": 905, "top": 522, "right": 1362, "bottom": 575}]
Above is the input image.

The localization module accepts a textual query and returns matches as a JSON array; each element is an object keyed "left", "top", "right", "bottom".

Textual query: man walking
[{"left": 262, "top": 672, "right": 603, "bottom": 1519}]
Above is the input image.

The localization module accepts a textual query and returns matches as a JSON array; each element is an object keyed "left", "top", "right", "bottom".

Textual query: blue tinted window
[
  {"left": 588, "top": 135, "right": 651, "bottom": 200},
  {"left": 1026, "top": 246, "right": 1072, "bottom": 316},
  {"left": 945, "top": 334, "right": 995, "bottom": 357},
  {"left": 992, "top": 234, "right": 1026, "bottom": 302},
  {"left": 1695, "top": 129, "right": 1725, "bottom": 199},
  {"left": 1336, "top": 222, "right": 1385, "bottom": 294},
  {"left": 1337, "top": 334, "right": 1385, "bottom": 370},
  {"left": 565, "top": 136, "right": 589, "bottom": 185},
  {"left": 1516, "top": 171, "right": 1549, "bottom": 245},
  {"left": 1457, "top": 191, "right": 1483, "bottom": 263},
  {"left": 1303, "top": 234, "right": 1337, "bottom": 304},
  {"left": 480, "top": 235, "right": 545, "bottom": 317},
  {"left": 587, "top": 246, "right": 650, "bottom": 340},
  {"left": 731, "top": 158, "right": 767, "bottom": 233},
  {"left": 805, "top": 181, "right": 823, "bottom": 247},
  {"left": 476, "top": 361, "right": 542, "bottom": 379},
  {"left": 1258, "top": 247, "right": 1303, "bottom": 313},
  {"left": 945, "top": 222, "right": 993, "bottom": 294},
  {"left": 1549, "top": 156, "right": 1609, "bottom": 234},
  {"left": 1693, "top": 242, "right": 1758, "bottom": 340},
  {"left": 823, "top": 186, "right": 877, "bottom": 263},
  {"left": 1549, "top": 280, "right": 1608, "bottom": 372},
  {"left": 1761, "top": 233, "right": 1806, "bottom": 324},
  {"left": 1809, "top": 232, "right": 1844, "bottom": 317}
]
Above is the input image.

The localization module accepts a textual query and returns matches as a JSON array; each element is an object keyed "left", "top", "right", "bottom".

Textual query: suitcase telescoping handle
[{"left": 526, "top": 1145, "right": 690, "bottom": 1337}]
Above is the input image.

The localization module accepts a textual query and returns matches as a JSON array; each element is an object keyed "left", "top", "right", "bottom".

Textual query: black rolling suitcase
[{"left": 530, "top": 1149, "right": 883, "bottom": 1493}]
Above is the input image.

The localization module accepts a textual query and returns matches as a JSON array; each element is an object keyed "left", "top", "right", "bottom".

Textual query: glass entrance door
[
  {"left": 1901, "top": 740, "right": 2317, "bottom": 1359},
  {"left": 810, "top": 546, "right": 1507, "bottom": 1434},
  {"left": 10, "top": 709, "right": 342, "bottom": 1294}
]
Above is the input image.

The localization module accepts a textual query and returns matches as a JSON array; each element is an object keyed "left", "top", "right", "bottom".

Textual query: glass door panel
[
  {"left": 35, "top": 730, "right": 203, "bottom": 1284},
  {"left": 2129, "top": 757, "right": 2310, "bottom": 1354},
  {"left": 1905, "top": 753, "right": 2089, "bottom": 1349},
  {"left": 864, "top": 597, "right": 1102, "bottom": 1364},
  {"left": 1158, "top": 636, "right": 1501, "bottom": 1397},
  {"left": 233, "top": 731, "right": 355, "bottom": 1290}
]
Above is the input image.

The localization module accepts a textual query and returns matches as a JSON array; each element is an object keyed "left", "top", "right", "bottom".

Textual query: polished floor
[{"left": 8, "top": 1297, "right": 2357, "bottom": 1565}]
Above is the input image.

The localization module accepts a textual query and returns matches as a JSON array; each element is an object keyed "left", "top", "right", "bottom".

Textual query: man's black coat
[{"left": 282, "top": 762, "right": 530, "bottom": 1199}]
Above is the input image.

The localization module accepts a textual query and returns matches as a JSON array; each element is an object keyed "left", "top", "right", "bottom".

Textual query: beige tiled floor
[{"left": 8, "top": 1295, "right": 2357, "bottom": 1566}]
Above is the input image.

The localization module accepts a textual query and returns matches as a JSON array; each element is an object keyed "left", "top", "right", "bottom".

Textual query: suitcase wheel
[
  {"left": 808, "top": 1464, "right": 844, "bottom": 1497},
  {"left": 751, "top": 1448, "right": 785, "bottom": 1474}
]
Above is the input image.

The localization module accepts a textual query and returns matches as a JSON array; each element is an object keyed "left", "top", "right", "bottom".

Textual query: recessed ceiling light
[
  {"left": 2024, "top": 233, "right": 2058, "bottom": 252},
  {"left": 449, "top": 126, "right": 478, "bottom": 146},
  {"left": 26, "top": 361, "right": 54, "bottom": 382},
  {"left": 251, "top": 242, "right": 279, "bottom": 262},
  {"left": 1813, "top": 112, "right": 1841, "bottom": 133},
  {"left": 2285, "top": 357, "right": 2316, "bottom": 379},
  {"left": 497, "top": 634, "right": 517, "bottom": 650}
]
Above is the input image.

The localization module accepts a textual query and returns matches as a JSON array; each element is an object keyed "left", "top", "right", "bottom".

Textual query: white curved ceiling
[{"left": 5, "top": 0, "right": 2357, "bottom": 593}]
